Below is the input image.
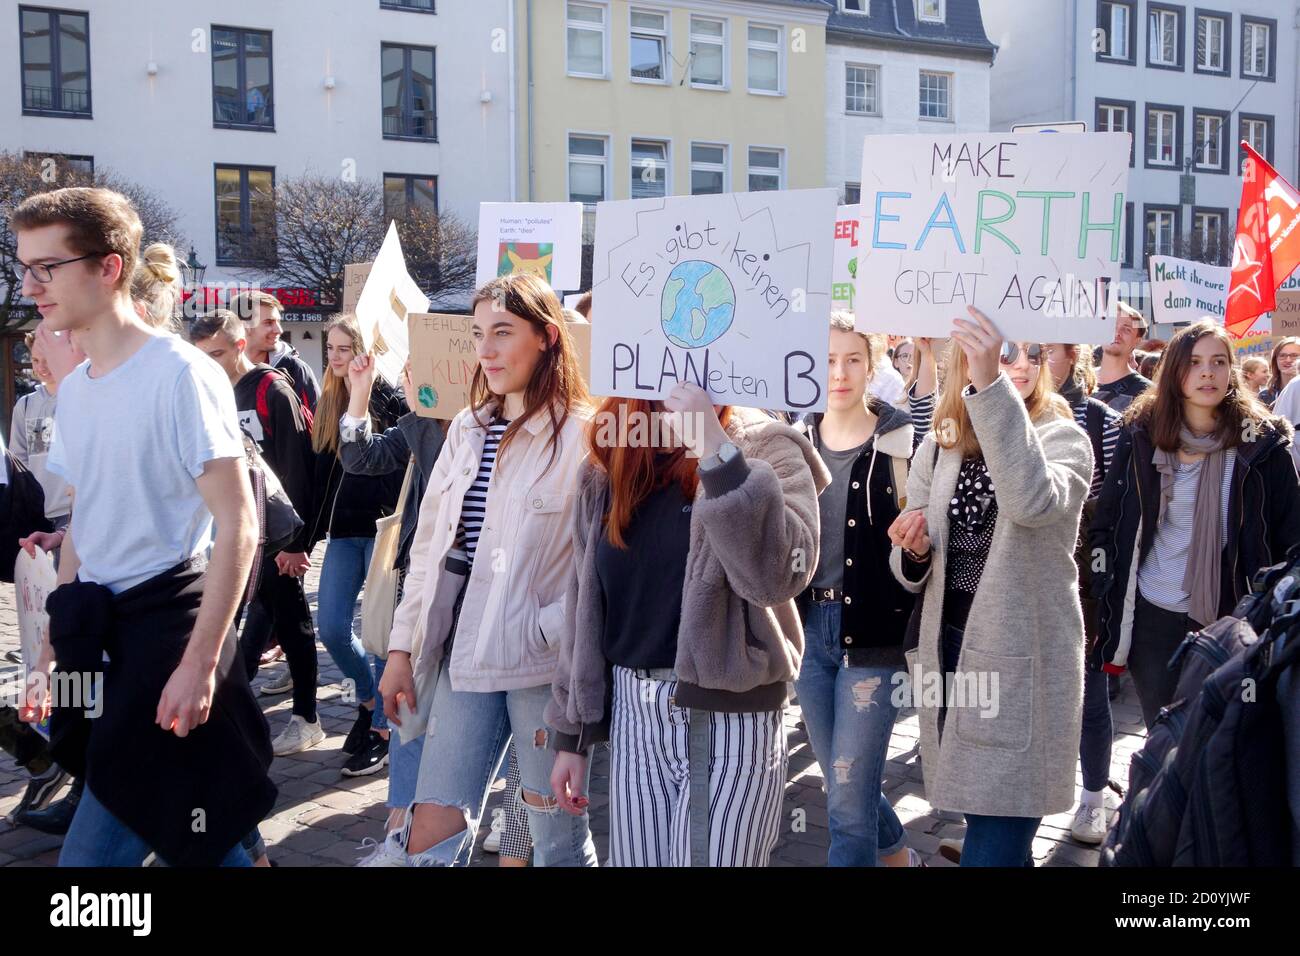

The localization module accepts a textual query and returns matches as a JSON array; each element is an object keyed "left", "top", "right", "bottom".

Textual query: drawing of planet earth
[{"left": 660, "top": 260, "right": 736, "bottom": 349}]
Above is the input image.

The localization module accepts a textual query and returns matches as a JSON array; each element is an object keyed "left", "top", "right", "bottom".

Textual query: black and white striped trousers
[{"left": 608, "top": 666, "right": 787, "bottom": 867}]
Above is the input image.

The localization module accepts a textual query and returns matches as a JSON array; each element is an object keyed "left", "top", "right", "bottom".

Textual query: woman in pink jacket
[{"left": 366, "top": 273, "right": 595, "bottom": 867}]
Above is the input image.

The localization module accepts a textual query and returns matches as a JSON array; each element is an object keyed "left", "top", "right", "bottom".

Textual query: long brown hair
[
  {"left": 588, "top": 397, "right": 733, "bottom": 548},
  {"left": 467, "top": 273, "right": 590, "bottom": 468},
  {"left": 1058, "top": 343, "right": 1097, "bottom": 395},
  {"left": 1126, "top": 320, "right": 1272, "bottom": 451},
  {"left": 312, "top": 315, "right": 366, "bottom": 456},
  {"left": 1268, "top": 336, "right": 1300, "bottom": 393},
  {"left": 932, "top": 339, "right": 1071, "bottom": 458}
]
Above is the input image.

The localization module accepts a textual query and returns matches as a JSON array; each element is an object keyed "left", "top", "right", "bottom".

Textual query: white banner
[
  {"left": 16, "top": 547, "right": 57, "bottom": 740},
  {"left": 354, "top": 222, "right": 429, "bottom": 386},
  {"left": 475, "top": 202, "right": 583, "bottom": 291},
  {"left": 589, "top": 189, "right": 837, "bottom": 412},
  {"left": 1148, "top": 255, "right": 1230, "bottom": 325},
  {"left": 856, "top": 132, "right": 1132, "bottom": 341}
]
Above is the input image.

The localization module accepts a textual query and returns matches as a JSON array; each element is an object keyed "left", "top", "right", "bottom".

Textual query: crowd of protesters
[{"left": 6, "top": 185, "right": 1300, "bottom": 868}]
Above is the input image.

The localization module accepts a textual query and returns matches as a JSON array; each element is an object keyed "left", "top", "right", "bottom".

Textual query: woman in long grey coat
[{"left": 888, "top": 307, "right": 1093, "bottom": 867}]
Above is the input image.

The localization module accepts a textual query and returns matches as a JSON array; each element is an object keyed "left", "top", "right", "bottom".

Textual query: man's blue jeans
[
  {"left": 794, "top": 600, "right": 908, "bottom": 866},
  {"left": 960, "top": 813, "right": 1042, "bottom": 867},
  {"left": 317, "top": 535, "right": 387, "bottom": 731},
  {"left": 59, "top": 784, "right": 252, "bottom": 867}
]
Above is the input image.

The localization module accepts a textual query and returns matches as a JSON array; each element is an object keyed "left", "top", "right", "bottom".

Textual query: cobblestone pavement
[{"left": 0, "top": 543, "right": 1144, "bottom": 867}]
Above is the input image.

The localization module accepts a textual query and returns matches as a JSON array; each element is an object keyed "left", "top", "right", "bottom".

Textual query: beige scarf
[{"left": 1151, "top": 428, "right": 1228, "bottom": 627}]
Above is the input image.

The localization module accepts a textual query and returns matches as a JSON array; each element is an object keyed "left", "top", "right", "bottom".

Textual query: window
[
  {"left": 1192, "top": 109, "right": 1228, "bottom": 172},
  {"left": 918, "top": 0, "right": 945, "bottom": 23},
  {"left": 1242, "top": 18, "right": 1274, "bottom": 80},
  {"left": 690, "top": 143, "right": 728, "bottom": 195},
  {"left": 23, "top": 151, "right": 93, "bottom": 182},
  {"left": 1144, "top": 206, "right": 1179, "bottom": 259},
  {"left": 1145, "top": 106, "right": 1180, "bottom": 168},
  {"left": 1099, "top": 1, "right": 1134, "bottom": 62},
  {"left": 1123, "top": 202, "right": 1135, "bottom": 268},
  {"left": 381, "top": 44, "right": 436, "bottom": 140},
  {"left": 1147, "top": 6, "right": 1181, "bottom": 68},
  {"left": 383, "top": 174, "right": 438, "bottom": 221},
  {"left": 690, "top": 17, "right": 726, "bottom": 88},
  {"left": 20, "top": 7, "right": 91, "bottom": 117},
  {"left": 748, "top": 147, "right": 783, "bottom": 192},
  {"left": 215, "top": 165, "right": 275, "bottom": 266},
  {"left": 212, "top": 27, "right": 273, "bottom": 129},
  {"left": 568, "top": 135, "right": 608, "bottom": 205},
  {"left": 747, "top": 23, "right": 781, "bottom": 94},
  {"left": 1240, "top": 114, "right": 1273, "bottom": 164},
  {"left": 1095, "top": 98, "right": 1134, "bottom": 165},
  {"left": 566, "top": 2, "right": 606, "bottom": 78},
  {"left": 631, "top": 139, "right": 668, "bottom": 199},
  {"left": 840, "top": 0, "right": 868, "bottom": 12},
  {"left": 380, "top": 0, "right": 434, "bottom": 10},
  {"left": 844, "top": 183, "right": 861, "bottom": 205},
  {"left": 1192, "top": 208, "right": 1226, "bottom": 262},
  {"left": 629, "top": 9, "right": 667, "bottom": 81},
  {"left": 1194, "top": 12, "right": 1226, "bottom": 73},
  {"left": 845, "top": 64, "right": 879, "bottom": 115},
  {"left": 919, "top": 71, "right": 951, "bottom": 120}
]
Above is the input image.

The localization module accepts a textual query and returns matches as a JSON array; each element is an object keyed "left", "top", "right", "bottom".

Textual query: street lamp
[{"left": 180, "top": 246, "right": 207, "bottom": 319}]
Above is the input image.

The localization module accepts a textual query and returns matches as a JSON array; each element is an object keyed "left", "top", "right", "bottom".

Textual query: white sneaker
[
  {"left": 357, "top": 831, "right": 409, "bottom": 867},
  {"left": 259, "top": 667, "right": 293, "bottom": 696},
  {"left": 482, "top": 810, "right": 503, "bottom": 854},
  {"left": 272, "top": 715, "right": 325, "bottom": 756},
  {"left": 1070, "top": 803, "right": 1107, "bottom": 845}
]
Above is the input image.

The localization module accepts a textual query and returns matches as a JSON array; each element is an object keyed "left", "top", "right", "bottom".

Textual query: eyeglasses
[
  {"left": 1277, "top": 353, "right": 1300, "bottom": 364},
  {"left": 13, "top": 253, "right": 102, "bottom": 284},
  {"left": 999, "top": 342, "right": 1045, "bottom": 366}
]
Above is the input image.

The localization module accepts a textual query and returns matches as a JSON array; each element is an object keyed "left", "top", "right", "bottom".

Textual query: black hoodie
[{"left": 233, "top": 364, "right": 315, "bottom": 554}]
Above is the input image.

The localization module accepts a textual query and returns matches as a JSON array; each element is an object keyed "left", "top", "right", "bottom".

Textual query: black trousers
[
  {"left": 1128, "top": 592, "right": 1195, "bottom": 730},
  {"left": 240, "top": 555, "right": 319, "bottom": 722}
]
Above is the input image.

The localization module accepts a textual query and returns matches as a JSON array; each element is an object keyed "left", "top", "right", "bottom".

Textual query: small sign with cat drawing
[{"left": 476, "top": 202, "right": 583, "bottom": 291}]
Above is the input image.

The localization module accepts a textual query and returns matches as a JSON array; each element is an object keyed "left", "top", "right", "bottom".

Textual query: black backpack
[
  {"left": 0, "top": 452, "right": 54, "bottom": 583},
  {"left": 1103, "top": 556, "right": 1300, "bottom": 866}
]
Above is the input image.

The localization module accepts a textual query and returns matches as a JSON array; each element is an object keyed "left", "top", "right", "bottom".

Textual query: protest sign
[
  {"left": 589, "top": 189, "right": 838, "bottom": 412},
  {"left": 855, "top": 132, "right": 1132, "bottom": 341},
  {"left": 1148, "top": 255, "right": 1230, "bottom": 326},
  {"left": 832, "top": 205, "right": 862, "bottom": 316},
  {"left": 1233, "top": 330, "right": 1273, "bottom": 362},
  {"left": 476, "top": 202, "right": 583, "bottom": 291},
  {"left": 16, "top": 547, "right": 57, "bottom": 739},
  {"left": 354, "top": 223, "right": 429, "bottom": 386},
  {"left": 1274, "top": 273, "right": 1300, "bottom": 337},
  {"left": 408, "top": 313, "right": 596, "bottom": 420},
  {"left": 342, "top": 262, "right": 372, "bottom": 315}
]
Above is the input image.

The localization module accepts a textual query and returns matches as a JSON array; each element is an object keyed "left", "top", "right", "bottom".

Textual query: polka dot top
[{"left": 945, "top": 455, "right": 998, "bottom": 599}]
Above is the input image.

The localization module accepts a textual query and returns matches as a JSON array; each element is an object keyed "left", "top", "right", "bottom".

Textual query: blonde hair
[
  {"left": 130, "top": 242, "right": 181, "bottom": 331},
  {"left": 932, "top": 340, "right": 1071, "bottom": 458},
  {"left": 1059, "top": 343, "right": 1098, "bottom": 395},
  {"left": 312, "top": 315, "right": 367, "bottom": 456}
]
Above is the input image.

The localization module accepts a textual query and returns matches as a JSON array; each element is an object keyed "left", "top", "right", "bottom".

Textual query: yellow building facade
[{"left": 514, "top": 0, "right": 828, "bottom": 215}]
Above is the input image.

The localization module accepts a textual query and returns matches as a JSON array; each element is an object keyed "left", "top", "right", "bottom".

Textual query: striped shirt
[
  {"left": 1137, "top": 450, "right": 1236, "bottom": 615},
  {"left": 1069, "top": 398, "right": 1122, "bottom": 499},
  {"left": 908, "top": 385, "right": 935, "bottom": 452},
  {"left": 457, "top": 419, "right": 510, "bottom": 568}
]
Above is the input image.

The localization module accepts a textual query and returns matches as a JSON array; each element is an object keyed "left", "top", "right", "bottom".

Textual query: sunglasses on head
[{"left": 999, "top": 342, "right": 1045, "bottom": 366}]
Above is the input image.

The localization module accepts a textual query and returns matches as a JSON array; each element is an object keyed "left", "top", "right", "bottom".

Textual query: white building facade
[
  {"left": 819, "top": 0, "right": 996, "bottom": 205},
  {"left": 982, "top": 0, "right": 1297, "bottom": 322},
  {"left": 1, "top": 0, "right": 515, "bottom": 380}
]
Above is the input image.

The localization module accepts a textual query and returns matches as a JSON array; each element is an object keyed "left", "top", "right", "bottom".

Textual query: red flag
[{"left": 1225, "top": 143, "right": 1300, "bottom": 337}]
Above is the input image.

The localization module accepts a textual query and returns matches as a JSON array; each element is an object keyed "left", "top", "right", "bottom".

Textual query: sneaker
[
  {"left": 15, "top": 777, "right": 82, "bottom": 835},
  {"left": 938, "top": 838, "right": 963, "bottom": 864},
  {"left": 483, "top": 810, "right": 503, "bottom": 854},
  {"left": 1070, "top": 803, "right": 1107, "bottom": 845},
  {"left": 341, "top": 706, "right": 373, "bottom": 756},
  {"left": 258, "top": 667, "right": 293, "bottom": 697},
  {"left": 357, "top": 830, "right": 409, "bottom": 867},
  {"left": 341, "top": 730, "right": 389, "bottom": 777},
  {"left": 7, "top": 767, "right": 68, "bottom": 823},
  {"left": 259, "top": 645, "right": 285, "bottom": 666},
  {"left": 907, "top": 848, "right": 926, "bottom": 867},
  {"left": 272, "top": 715, "right": 325, "bottom": 756},
  {"left": 3, "top": 649, "right": 21, "bottom": 664}
]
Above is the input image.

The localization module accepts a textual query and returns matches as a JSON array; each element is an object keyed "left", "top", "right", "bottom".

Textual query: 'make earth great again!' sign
[
  {"left": 590, "top": 189, "right": 837, "bottom": 412},
  {"left": 855, "top": 132, "right": 1132, "bottom": 342}
]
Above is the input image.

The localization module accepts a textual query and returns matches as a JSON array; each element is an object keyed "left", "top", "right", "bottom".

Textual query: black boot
[
  {"left": 7, "top": 766, "right": 68, "bottom": 823},
  {"left": 16, "top": 777, "right": 83, "bottom": 835}
]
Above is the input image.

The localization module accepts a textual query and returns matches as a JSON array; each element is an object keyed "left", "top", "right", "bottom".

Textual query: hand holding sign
[
  {"left": 661, "top": 381, "right": 729, "bottom": 460},
  {"left": 950, "top": 306, "right": 1004, "bottom": 391}
]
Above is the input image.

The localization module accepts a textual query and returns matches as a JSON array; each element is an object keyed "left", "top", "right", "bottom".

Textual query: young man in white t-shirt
[{"left": 12, "top": 187, "right": 274, "bottom": 866}]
